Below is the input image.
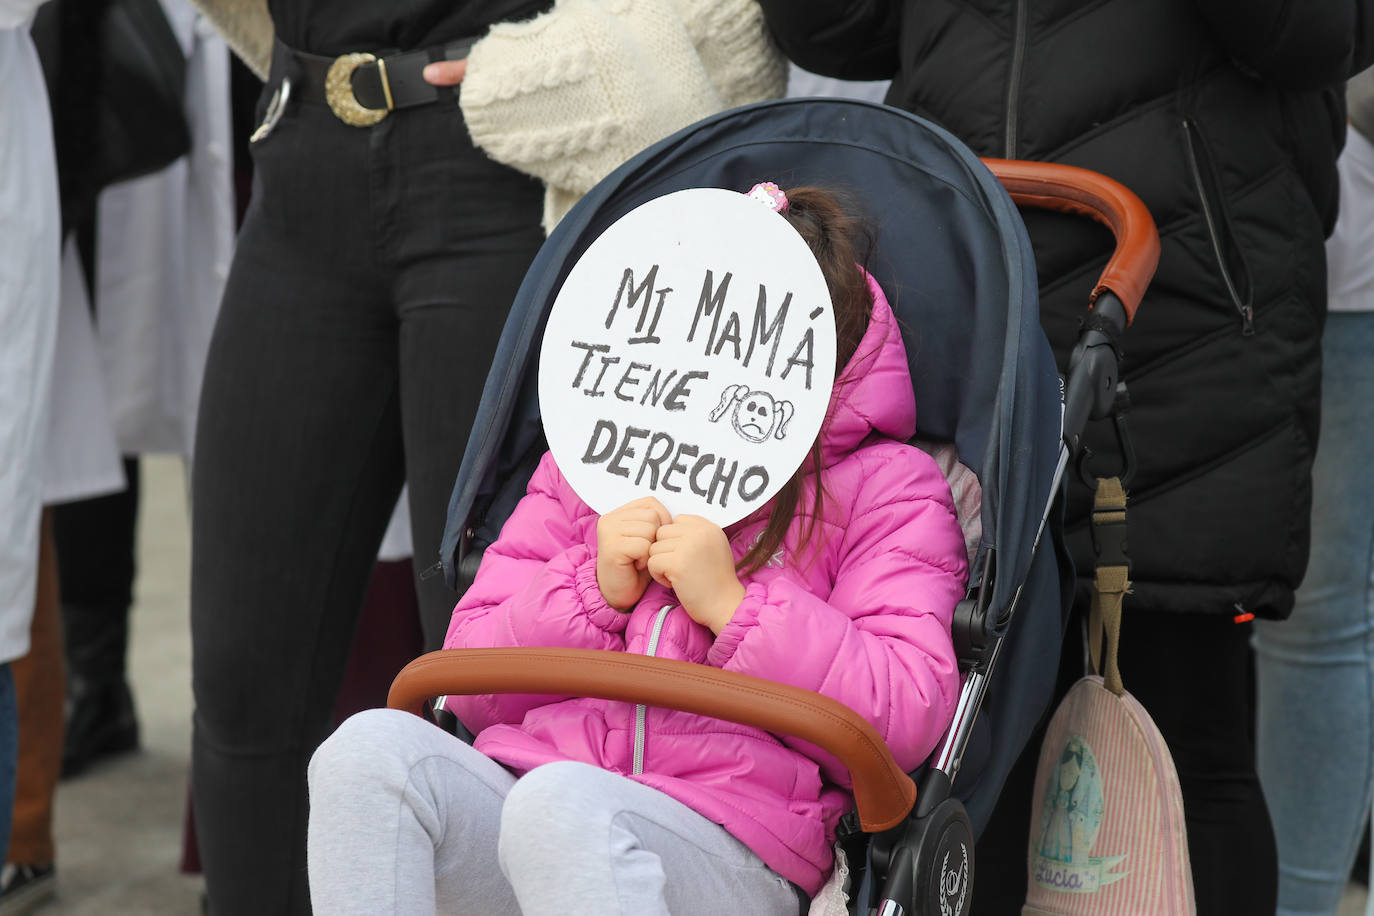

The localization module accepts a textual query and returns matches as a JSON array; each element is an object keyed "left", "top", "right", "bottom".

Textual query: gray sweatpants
[{"left": 306, "top": 708, "right": 803, "bottom": 916}]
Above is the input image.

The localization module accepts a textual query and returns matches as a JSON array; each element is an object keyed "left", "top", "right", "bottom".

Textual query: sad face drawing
[{"left": 710, "top": 384, "right": 794, "bottom": 444}]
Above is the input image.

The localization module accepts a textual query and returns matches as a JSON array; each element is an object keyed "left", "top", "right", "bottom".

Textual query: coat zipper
[
  {"left": 1004, "top": 0, "right": 1027, "bottom": 157},
  {"left": 1182, "top": 118, "right": 1255, "bottom": 336},
  {"left": 632, "top": 605, "right": 674, "bottom": 776}
]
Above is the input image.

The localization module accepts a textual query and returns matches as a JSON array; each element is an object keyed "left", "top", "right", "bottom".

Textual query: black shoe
[
  {"left": 0, "top": 863, "right": 56, "bottom": 915},
  {"left": 61, "top": 678, "right": 139, "bottom": 778}
]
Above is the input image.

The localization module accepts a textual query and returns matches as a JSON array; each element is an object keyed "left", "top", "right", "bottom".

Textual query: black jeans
[
  {"left": 190, "top": 85, "right": 544, "bottom": 915},
  {"left": 53, "top": 456, "right": 139, "bottom": 685}
]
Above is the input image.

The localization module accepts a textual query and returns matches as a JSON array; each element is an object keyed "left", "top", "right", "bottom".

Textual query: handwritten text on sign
[{"left": 538, "top": 188, "right": 836, "bottom": 526}]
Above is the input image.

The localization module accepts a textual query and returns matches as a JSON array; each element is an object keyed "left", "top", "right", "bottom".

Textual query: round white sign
[{"left": 538, "top": 187, "right": 837, "bottom": 526}]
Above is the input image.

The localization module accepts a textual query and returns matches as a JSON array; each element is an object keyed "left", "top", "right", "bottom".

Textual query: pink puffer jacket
[{"left": 444, "top": 277, "right": 968, "bottom": 896}]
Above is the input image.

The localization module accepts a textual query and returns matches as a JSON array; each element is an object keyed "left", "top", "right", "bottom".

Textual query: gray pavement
[
  {"left": 33, "top": 455, "right": 1374, "bottom": 914},
  {"left": 46, "top": 454, "right": 202, "bottom": 914}
]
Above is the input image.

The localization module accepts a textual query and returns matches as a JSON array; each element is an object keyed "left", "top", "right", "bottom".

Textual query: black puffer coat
[{"left": 762, "top": 0, "right": 1374, "bottom": 619}]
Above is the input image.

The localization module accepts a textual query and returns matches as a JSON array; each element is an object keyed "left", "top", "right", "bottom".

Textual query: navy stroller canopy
[
  {"left": 439, "top": 98, "right": 1065, "bottom": 830},
  {"left": 444, "top": 98, "right": 1059, "bottom": 606}
]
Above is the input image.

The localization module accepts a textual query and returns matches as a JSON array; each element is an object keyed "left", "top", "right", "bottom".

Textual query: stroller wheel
[
  {"left": 918, "top": 799, "right": 974, "bottom": 916},
  {"left": 875, "top": 796, "right": 974, "bottom": 916}
]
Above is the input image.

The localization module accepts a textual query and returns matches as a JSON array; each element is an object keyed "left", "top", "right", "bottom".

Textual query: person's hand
[
  {"left": 595, "top": 497, "right": 672, "bottom": 611},
  {"left": 648, "top": 515, "right": 746, "bottom": 634},
  {"left": 422, "top": 60, "right": 468, "bottom": 86}
]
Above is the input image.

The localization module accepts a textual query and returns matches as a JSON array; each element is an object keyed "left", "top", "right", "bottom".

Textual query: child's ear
[
  {"left": 709, "top": 385, "right": 747, "bottom": 422},
  {"left": 774, "top": 400, "right": 795, "bottom": 438}
]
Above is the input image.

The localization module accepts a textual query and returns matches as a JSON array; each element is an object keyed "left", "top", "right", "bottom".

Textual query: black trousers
[
  {"left": 52, "top": 457, "right": 139, "bottom": 686},
  {"left": 52, "top": 220, "right": 140, "bottom": 692},
  {"left": 189, "top": 86, "right": 545, "bottom": 915},
  {"left": 974, "top": 610, "right": 1277, "bottom": 915}
]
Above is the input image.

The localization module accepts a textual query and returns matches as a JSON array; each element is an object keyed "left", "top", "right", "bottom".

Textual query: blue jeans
[
  {"left": 0, "top": 663, "right": 16, "bottom": 865},
  {"left": 1255, "top": 311, "right": 1374, "bottom": 916}
]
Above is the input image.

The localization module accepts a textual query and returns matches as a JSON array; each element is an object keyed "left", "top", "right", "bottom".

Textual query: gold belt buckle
[{"left": 325, "top": 52, "right": 393, "bottom": 127}]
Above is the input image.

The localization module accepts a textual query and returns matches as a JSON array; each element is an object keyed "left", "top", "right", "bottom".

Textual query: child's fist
[
  {"left": 648, "top": 515, "right": 746, "bottom": 634},
  {"left": 595, "top": 497, "right": 672, "bottom": 610}
]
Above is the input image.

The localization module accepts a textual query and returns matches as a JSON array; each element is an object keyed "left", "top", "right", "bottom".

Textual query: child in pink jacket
[{"left": 306, "top": 186, "right": 969, "bottom": 916}]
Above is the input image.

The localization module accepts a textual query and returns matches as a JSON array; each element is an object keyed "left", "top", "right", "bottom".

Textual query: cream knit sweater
[
  {"left": 460, "top": 0, "right": 785, "bottom": 228},
  {"left": 191, "top": 0, "right": 784, "bottom": 230}
]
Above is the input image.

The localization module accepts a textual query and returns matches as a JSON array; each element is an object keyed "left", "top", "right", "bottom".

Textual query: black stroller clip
[{"left": 1075, "top": 381, "right": 1137, "bottom": 491}]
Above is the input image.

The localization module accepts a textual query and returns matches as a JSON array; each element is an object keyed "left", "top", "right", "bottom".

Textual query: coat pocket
[{"left": 1182, "top": 117, "right": 1256, "bottom": 336}]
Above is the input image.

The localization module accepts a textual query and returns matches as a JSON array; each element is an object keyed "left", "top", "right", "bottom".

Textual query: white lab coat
[
  {"left": 41, "top": 0, "right": 233, "bottom": 513},
  {"left": 43, "top": 240, "right": 125, "bottom": 505},
  {"left": 0, "top": 12, "right": 60, "bottom": 662},
  {"left": 42, "top": 2, "right": 233, "bottom": 520},
  {"left": 95, "top": 1, "right": 234, "bottom": 457}
]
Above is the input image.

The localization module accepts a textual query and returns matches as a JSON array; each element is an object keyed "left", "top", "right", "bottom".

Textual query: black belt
[{"left": 272, "top": 38, "right": 476, "bottom": 127}]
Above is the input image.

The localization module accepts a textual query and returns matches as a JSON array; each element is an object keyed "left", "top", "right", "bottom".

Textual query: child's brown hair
[{"left": 736, "top": 186, "right": 876, "bottom": 575}]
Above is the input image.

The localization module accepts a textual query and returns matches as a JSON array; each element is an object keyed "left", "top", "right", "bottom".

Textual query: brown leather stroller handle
[
  {"left": 984, "top": 159, "right": 1160, "bottom": 325},
  {"left": 388, "top": 647, "right": 917, "bottom": 833}
]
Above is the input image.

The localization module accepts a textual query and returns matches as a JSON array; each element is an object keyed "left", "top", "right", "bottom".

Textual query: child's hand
[
  {"left": 648, "top": 515, "right": 746, "bottom": 634},
  {"left": 596, "top": 497, "right": 672, "bottom": 611}
]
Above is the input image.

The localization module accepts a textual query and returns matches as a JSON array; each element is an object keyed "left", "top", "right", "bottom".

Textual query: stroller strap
[{"left": 1088, "top": 477, "right": 1130, "bottom": 696}]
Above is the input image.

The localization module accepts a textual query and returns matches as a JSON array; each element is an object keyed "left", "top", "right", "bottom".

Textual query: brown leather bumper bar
[
  {"left": 984, "top": 159, "right": 1160, "bottom": 325},
  {"left": 388, "top": 648, "right": 917, "bottom": 833}
]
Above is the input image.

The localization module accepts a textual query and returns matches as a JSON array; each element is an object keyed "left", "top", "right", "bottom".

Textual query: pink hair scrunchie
[{"left": 746, "top": 181, "right": 789, "bottom": 213}]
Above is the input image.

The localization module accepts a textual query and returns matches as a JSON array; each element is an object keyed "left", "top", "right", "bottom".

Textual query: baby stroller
[{"left": 388, "top": 98, "right": 1159, "bottom": 915}]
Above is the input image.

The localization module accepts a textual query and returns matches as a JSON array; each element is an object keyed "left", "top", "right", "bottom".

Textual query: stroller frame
[{"left": 389, "top": 102, "right": 1160, "bottom": 915}]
